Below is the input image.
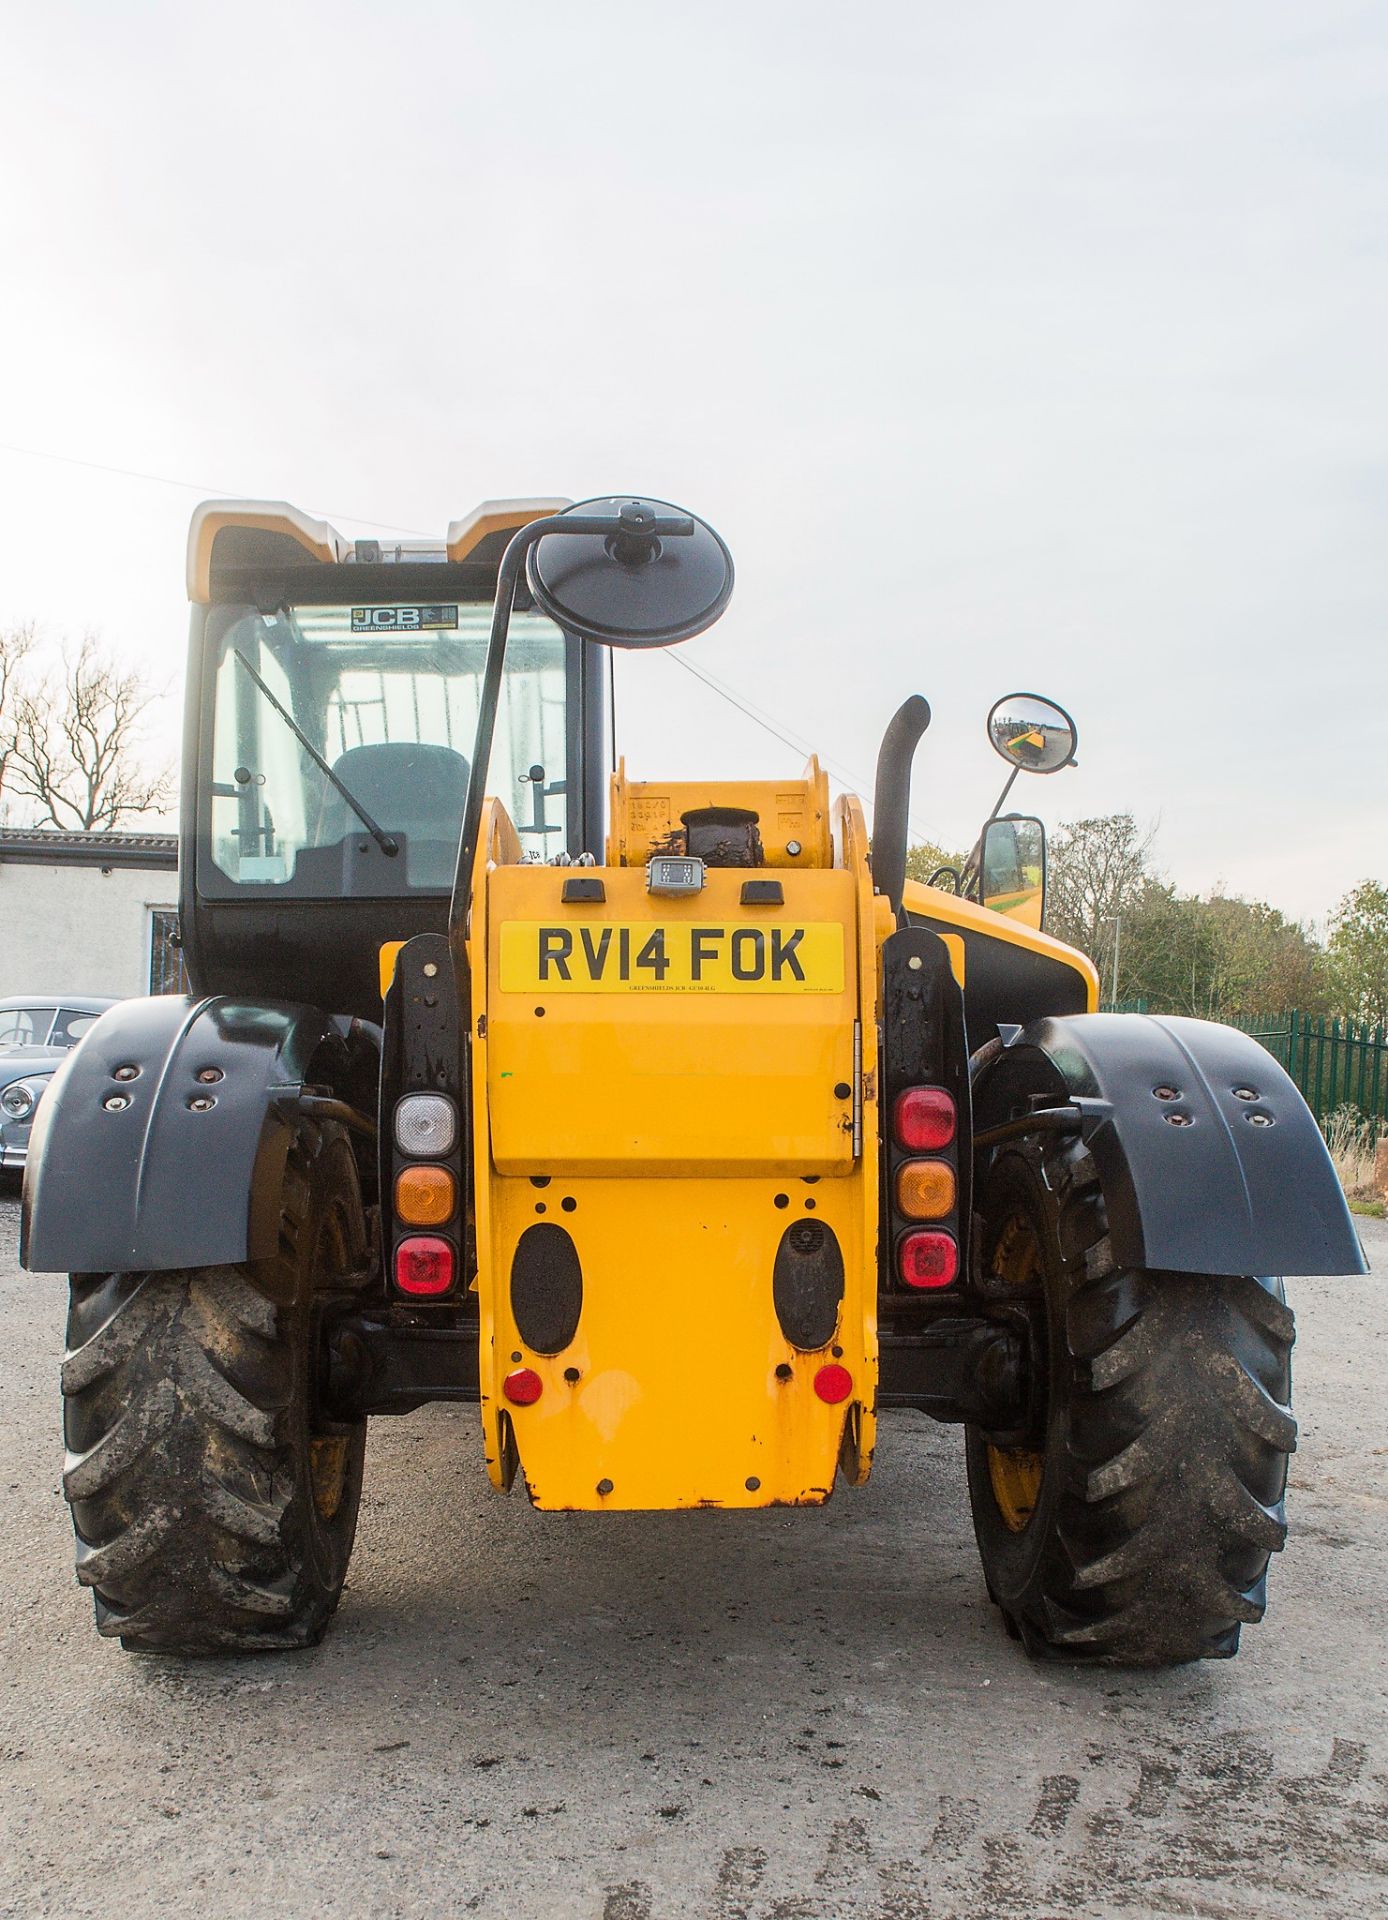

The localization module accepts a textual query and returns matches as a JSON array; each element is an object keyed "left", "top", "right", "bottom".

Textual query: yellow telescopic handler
[{"left": 23, "top": 496, "right": 1365, "bottom": 1662}]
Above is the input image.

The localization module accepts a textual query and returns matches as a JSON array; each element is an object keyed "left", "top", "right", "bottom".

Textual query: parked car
[{"left": 0, "top": 997, "right": 116, "bottom": 1178}]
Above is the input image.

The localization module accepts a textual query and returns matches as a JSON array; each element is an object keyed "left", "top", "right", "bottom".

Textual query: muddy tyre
[
  {"left": 965, "top": 1134, "right": 1296, "bottom": 1665},
  {"left": 62, "top": 1122, "right": 368, "bottom": 1653}
]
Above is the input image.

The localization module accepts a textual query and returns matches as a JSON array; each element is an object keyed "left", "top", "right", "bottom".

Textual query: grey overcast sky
[{"left": 2, "top": 1, "right": 1384, "bottom": 924}]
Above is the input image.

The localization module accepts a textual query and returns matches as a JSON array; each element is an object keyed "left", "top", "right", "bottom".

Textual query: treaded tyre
[
  {"left": 62, "top": 1120, "right": 368, "bottom": 1653},
  {"left": 965, "top": 1133, "right": 1296, "bottom": 1666}
]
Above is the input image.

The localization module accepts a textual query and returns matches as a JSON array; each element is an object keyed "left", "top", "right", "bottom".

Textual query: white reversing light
[{"left": 394, "top": 1094, "right": 457, "bottom": 1156}]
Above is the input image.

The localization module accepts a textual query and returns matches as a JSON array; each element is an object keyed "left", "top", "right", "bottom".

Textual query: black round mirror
[
  {"left": 986, "top": 692, "right": 1078, "bottom": 775},
  {"left": 526, "top": 496, "right": 734, "bottom": 649}
]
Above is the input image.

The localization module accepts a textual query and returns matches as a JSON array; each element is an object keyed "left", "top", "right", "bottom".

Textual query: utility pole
[{"left": 1108, "top": 913, "right": 1122, "bottom": 1009}]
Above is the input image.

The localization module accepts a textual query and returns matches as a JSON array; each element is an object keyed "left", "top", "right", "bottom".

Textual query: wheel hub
[{"left": 986, "top": 1210, "right": 1046, "bottom": 1532}]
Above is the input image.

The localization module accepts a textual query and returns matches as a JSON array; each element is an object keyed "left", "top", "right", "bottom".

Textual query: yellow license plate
[{"left": 499, "top": 921, "right": 845, "bottom": 994}]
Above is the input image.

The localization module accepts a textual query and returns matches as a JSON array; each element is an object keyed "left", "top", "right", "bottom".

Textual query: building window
[{"left": 149, "top": 909, "right": 190, "bottom": 995}]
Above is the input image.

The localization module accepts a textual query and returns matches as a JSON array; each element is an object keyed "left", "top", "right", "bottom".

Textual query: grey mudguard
[
  {"left": 22, "top": 995, "right": 338, "bottom": 1274},
  {"left": 973, "top": 1012, "right": 1367, "bottom": 1277}
]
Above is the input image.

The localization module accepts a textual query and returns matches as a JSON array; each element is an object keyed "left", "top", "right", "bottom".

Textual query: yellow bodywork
[
  {"left": 903, "top": 878, "right": 1101, "bottom": 1008},
  {"left": 607, "top": 758, "right": 833, "bottom": 868},
  {"left": 465, "top": 777, "right": 880, "bottom": 1511},
  {"left": 391, "top": 771, "right": 1098, "bottom": 1517}
]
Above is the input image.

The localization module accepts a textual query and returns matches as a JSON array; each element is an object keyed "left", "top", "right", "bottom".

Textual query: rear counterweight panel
[{"left": 482, "top": 1174, "right": 872, "bottom": 1510}]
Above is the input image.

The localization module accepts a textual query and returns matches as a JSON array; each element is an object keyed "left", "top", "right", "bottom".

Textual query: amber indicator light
[
  {"left": 395, "top": 1164, "right": 456, "bottom": 1228},
  {"left": 895, "top": 1159, "right": 956, "bottom": 1221}
]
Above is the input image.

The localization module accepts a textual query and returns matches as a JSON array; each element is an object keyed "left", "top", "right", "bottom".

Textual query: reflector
[
  {"left": 813, "top": 1363, "right": 853, "bottom": 1404},
  {"left": 503, "top": 1367, "right": 543, "bottom": 1406}
]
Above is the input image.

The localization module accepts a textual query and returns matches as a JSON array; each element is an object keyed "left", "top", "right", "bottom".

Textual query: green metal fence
[{"left": 1228, "top": 1011, "right": 1388, "bottom": 1142}]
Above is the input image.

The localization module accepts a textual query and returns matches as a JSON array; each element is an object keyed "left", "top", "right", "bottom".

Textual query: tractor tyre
[
  {"left": 61, "top": 1120, "right": 369, "bottom": 1653},
  {"left": 964, "top": 1133, "right": 1296, "bottom": 1666}
]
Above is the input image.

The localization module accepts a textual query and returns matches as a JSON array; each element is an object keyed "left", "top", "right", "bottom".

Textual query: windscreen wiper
[{"left": 232, "top": 649, "right": 399, "bottom": 858}]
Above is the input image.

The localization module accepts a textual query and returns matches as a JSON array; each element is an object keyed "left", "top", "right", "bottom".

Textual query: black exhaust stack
[{"left": 870, "top": 694, "right": 932, "bottom": 921}]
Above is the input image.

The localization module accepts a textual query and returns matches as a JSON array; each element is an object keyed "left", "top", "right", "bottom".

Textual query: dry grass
[{"left": 1325, "top": 1105, "right": 1383, "bottom": 1216}]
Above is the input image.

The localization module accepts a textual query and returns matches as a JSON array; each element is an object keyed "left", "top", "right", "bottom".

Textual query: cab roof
[{"left": 187, "top": 498, "right": 571, "bottom": 604}]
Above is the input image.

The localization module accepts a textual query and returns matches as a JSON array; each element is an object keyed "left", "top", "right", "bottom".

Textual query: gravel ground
[{"left": 1, "top": 1194, "right": 1383, "bottom": 1919}]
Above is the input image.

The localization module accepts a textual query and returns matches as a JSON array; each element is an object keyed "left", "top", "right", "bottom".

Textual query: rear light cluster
[
  {"left": 395, "top": 1235, "right": 454, "bottom": 1296},
  {"left": 890, "top": 1087, "right": 960, "bottom": 1290},
  {"left": 392, "top": 1094, "right": 460, "bottom": 1297}
]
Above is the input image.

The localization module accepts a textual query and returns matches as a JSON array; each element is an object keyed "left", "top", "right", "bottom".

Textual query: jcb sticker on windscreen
[
  {"left": 499, "top": 922, "right": 845, "bottom": 993},
  {"left": 350, "top": 604, "right": 459, "bottom": 633}
]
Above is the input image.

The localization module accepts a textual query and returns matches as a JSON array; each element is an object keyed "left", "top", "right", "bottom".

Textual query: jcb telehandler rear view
[{"left": 24, "top": 496, "right": 1365, "bottom": 1662}]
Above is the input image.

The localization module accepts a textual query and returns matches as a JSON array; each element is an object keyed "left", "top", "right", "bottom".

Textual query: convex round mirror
[
  {"left": 527, "top": 495, "right": 734, "bottom": 650},
  {"left": 986, "top": 692, "right": 1077, "bottom": 775}
]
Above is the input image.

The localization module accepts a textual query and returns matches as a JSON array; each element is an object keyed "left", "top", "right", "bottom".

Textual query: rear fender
[
  {"left": 21, "top": 996, "right": 372, "bottom": 1274},
  {"left": 972, "top": 1012, "right": 1367, "bottom": 1277}
]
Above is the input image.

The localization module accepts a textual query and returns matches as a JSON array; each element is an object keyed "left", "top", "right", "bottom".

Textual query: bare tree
[
  {"left": 0, "top": 622, "right": 35, "bottom": 806},
  {"left": 5, "top": 635, "right": 174, "bottom": 831}
]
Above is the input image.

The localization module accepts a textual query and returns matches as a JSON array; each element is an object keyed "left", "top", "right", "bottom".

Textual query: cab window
[{"left": 201, "top": 600, "right": 570, "bottom": 896}]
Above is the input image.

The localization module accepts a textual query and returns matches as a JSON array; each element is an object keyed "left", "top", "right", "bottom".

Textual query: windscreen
[{"left": 201, "top": 601, "right": 569, "bottom": 895}]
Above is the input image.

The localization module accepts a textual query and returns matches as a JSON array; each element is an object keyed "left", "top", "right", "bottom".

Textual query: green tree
[
  {"left": 1046, "top": 814, "right": 1154, "bottom": 994},
  {"left": 1326, "top": 880, "right": 1388, "bottom": 1027},
  {"left": 904, "top": 839, "right": 968, "bottom": 890},
  {"left": 1124, "top": 887, "right": 1326, "bottom": 1020}
]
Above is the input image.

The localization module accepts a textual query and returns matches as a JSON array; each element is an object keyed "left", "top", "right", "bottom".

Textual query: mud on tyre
[
  {"left": 62, "top": 1120, "right": 368, "bottom": 1652},
  {"left": 965, "top": 1133, "right": 1297, "bottom": 1665}
]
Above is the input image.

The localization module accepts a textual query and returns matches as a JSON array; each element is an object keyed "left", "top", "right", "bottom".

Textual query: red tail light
[
  {"left": 813, "top": 1363, "right": 853, "bottom": 1404},
  {"left": 893, "top": 1087, "right": 956, "bottom": 1151},
  {"left": 899, "top": 1229, "right": 959, "bottom": 1289},
  {"left": 394, "top": 1235, "right": 454, "bottom": 1296},
  {"left": 503, "top": 1367, "right": 543, "bottom": 1405}
]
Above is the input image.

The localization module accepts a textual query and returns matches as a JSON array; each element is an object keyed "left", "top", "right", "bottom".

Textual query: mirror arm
[
  {"left": 985, "top": 763, "right": 1021, "bottom": 825},
  {"left": 958, "top": 769, "right": 1021, "bottom": 903},
  {"left": 448, "top": 509, "right": 698, "bottom": 971},
  {"left": 449, "top": 515, "right": 566, "bottom": 961}
]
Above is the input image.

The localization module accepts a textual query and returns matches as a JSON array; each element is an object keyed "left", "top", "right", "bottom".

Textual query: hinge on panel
[{"left": 852, "top": 1020, "right": 863, "bottom": 1158}]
